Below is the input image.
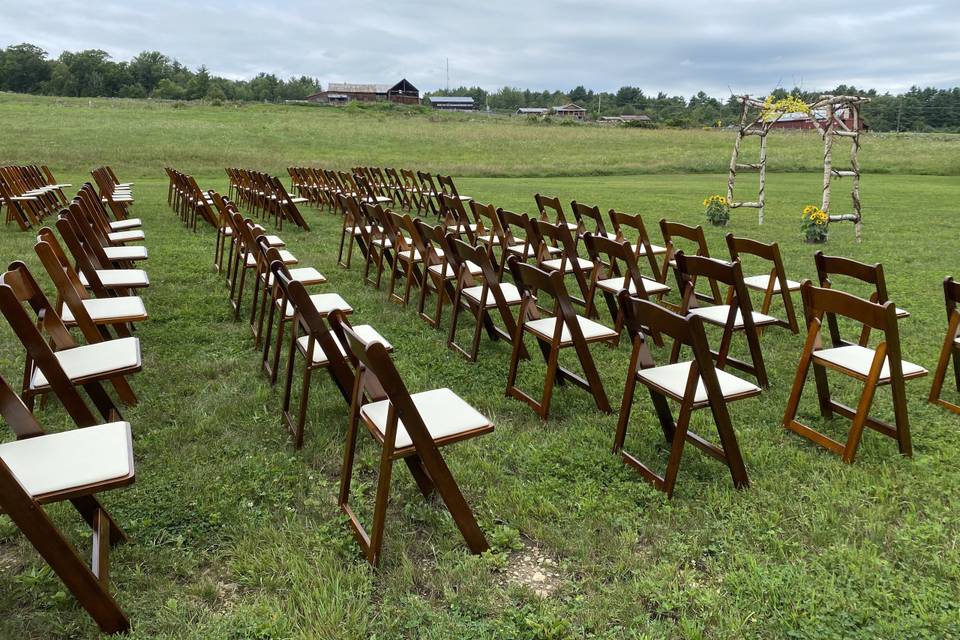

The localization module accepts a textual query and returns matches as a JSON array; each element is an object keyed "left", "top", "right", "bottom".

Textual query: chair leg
[
  {"left": 928, "top": 313, "right": 960, "bottom": 414},
  {"left": 366, "top": 446, "right": 396, "bottom": 566}
]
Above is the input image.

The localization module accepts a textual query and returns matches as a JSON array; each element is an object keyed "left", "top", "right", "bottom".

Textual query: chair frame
[
  {"left": 612, "top": 292, "right": 754, "bottom": 497},
  {"left": 928, "top": 276, "right": 960, "bottom": 415}
]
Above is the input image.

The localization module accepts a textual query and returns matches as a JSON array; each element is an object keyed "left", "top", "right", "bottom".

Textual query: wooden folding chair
[
  {"left": 63, "top": 204, "right": 148, "bottom": 267},
  {"left": 505, "top": 256, "right": 617, "bottom": 418},
  {"left": 608, "top": 210, "right": 669, "bottom": 279},
  {"left": 416, "top": 171, "right": 441, "bottom": 216},
  {"left": 408, "top": 218, "right": 464, "bottom": 327},
  {"left": 782, "top": 281, "right": 927, "bottom": 463},
  {"left": 261, "top": 259, "right": 352, "bottom": 385},
  {"left": 34, "top": 235, "right": 148, "bottom": 343},
  {"left": 0, "top": 263, "right": 138, "bottom": 418},
  {"left": 814, "top": 251, "right": 910, "bottom": 347},
  {"left": 384, "top": 168, "right": 412, "bottom": 210},
  {"left": 400, "top": 169, "right": 425, "bottom": 213},
  {"left": 726, "top": 234, "right": 799, "bottom": 334},
  {"left": 359, "top": 203, "right": 393, "bottom": 290},
  {"left": 675, "top": 251, "right": 775, "bottom": 388},
  {"left": 528, "top": 218, "right": 594, "bottom": 310},
  {"left": 250, "top": 235, "right": 324, "bottom": 347},
  {"left": 534, "top": 193, "right": 579, "bottom": 234},
  {"left": 338, "top": 319, "right": 492, "bottom": 566},
  {"left": 570, "top": 200, "right": 616, "bottom": 241},
  {"left": 582, "top": 232, "right": 670, "bottom": 345},
  {"left": 613, "top": 292, "right": 758, "bottom": 497},
  {"left": 446, "top": 236, "right": 526, "bottom": 362},
  {"left": 929, "top": 276, "right": 960, "bottom": 415},
  {"left": 471, "top": 201, "right": 521, "bottom": 269},
  {"left": 384, "top": 210, "right": 424, "bottom": 306},
  {"left": 659, "top": 220, "right": 721, "bottom": 307},
  {"left": 42, "top": 224, "right": 149, "bottom": 298},
  {"left": 272, "top": 262, "right": 387, "bottom": 448},
  {"left": 336, "top": 194, "right": 368, "bottom": 268},
  {"left": 0, "top": 374, "right": 134, "bottom": 634}
]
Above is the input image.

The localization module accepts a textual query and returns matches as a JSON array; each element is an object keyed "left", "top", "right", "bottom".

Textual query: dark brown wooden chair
[
  {"left": 675, "top": 251, "right": 775, "bottom": 388},
  {"left": 929, "top": 276, "right": 960, "bottom": 415},
  {"left": 814, "top": 251, "right": 910, "bottom": 347},
  {"left": 410, "top": 218, "right": 479, "bottom": 328},
  {"left": 338, "top": 319, "right": 492, "bottom": 566},
  {"left": 505, "top": 256, "right": 617, "bottom": 418},
  {"left": 726, "top": 234, "right": 800, "bottom": 334},
  {"left": 446, "top": 236, "right": 526, "bottom": 362},
  {"left": 384, "top": 210, "right": 423, "bottom": 306},
  {"left": 659, "top": 219, "right": 721, "bottom": 307},
  {"left": 260, "top": 254, "right": 352, "bottom": 385},
  {"left": 0, "top": 263, "right": 138, "bottom": 420},
  {"left": 416, "top": 171, "right": 441, "bottom": 216},
  {"left": 272, "top": 261, "right": 388, "bottom": 448},
  {"left": 534, "top": 193, "right": 578, "bottom": 234},
  {"left": 782, "top": 281, "right": 926, "bottom": 463},
  {"left": 250, "top": 235, "right": 325, "bottom": 348},
  {"left": 49, "top": 220, "right": 149, "bottom": 297},
  {"left": 471, "top": 201, "right": 523, "bottom": 270},
  {"left": 613, "top": 292, "right": 758, "bottom": 497},
  {"left": 528, "top": 218, "right": 594, "bottom": 310},
  {"left": 582, "top": 232, "right": 670, "bottom": 345},
  {"left": 0, "top": 374, "right": 134, "bottom": 634},
  {"left": 440, "top": 193, "right": 478, "bottom": 243},
  {"left": 336, "top": 194, "right": 367, "bottom": 268},
  {"left": 359, "top": 202, "right": 394, "bottom": 290},
  {"left": 570, "top": 200, "right": 615, "bottom": 241}
]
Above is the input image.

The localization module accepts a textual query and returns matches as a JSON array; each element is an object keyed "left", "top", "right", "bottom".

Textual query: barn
[
  {"left": 305, "top": 79, "right": 420, "bottom": 105},
  {"left": 429, "top": 96, "right": 476, "bottom": 111},
  {"left": 553, "top": 103, "right": 587, "bottom": 120}
]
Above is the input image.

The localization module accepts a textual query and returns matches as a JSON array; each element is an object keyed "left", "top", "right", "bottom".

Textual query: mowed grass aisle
[{"left": 0, "top": 101, "right": 958, "bottom": 637}]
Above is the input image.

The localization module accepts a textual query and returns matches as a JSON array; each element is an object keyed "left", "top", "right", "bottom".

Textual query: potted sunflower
[
  {"left": 703, "top": 194, "right": 730, "bottom": 227},
  {"left": 801, "top": 205, "right": 829, "bottom": 243}
]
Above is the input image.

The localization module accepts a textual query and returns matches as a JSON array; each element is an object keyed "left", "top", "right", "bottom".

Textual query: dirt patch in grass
[{"left": 503, "top": 543, "right": 562, "bottom": 598}]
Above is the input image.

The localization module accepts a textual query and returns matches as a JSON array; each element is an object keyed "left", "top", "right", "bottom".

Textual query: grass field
[{"left": 0, "top": 95, "right": 959, "bottom": 639}]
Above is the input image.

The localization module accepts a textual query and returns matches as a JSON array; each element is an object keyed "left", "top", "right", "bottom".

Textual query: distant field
[
  {"left": 0, "top": 94, "right": 959, "bottom": 638},
  {"left": 1, "top": 92, "right": 959, "bottom": 178}
]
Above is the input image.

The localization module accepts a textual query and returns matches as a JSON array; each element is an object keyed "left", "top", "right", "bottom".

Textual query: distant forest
[{"left": 2, "top": 43, "right": 959, "bottom": 132}]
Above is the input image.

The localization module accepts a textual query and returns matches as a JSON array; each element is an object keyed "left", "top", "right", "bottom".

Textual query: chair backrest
[
  {"left": 814, "top": 251, "right": 893, "bottom": 345},
  {"left": 582, "top": 232, "right": 654, "bottom": 298},
  {"left": 726, "top": 234, "right": 788, "bottom": 280},
  {"left": 469, "top": 201, "right": 500, "bottom": 238},
  {"left": 437, "top": 175, "right": 460, "bottom": 199},
  {"left": 800, "top": 280, "right": 903, "bottom": 364},
  {"left": 508, "top": 256, "right": 585, "bottom": 341},
  {"left": 530, "top": 218, "right": 590, "bottom": 300},
  {"left": 440, "top": 194, "right": 476, "bottom": 242},
  {"left": 411, "top": 218, "right": 447, "bottom": 268},
  {"left": 571, "top": 200, "right": 607, "bottom": 236},
  {"left": 269, "top": 260, "right": 355, "bottom": 404},
  {"left": 534, "top": 193, "right": 573, "bottom": 228},
  {"left": 674, "top": 251, "right": 750, "bottom": 313},
  {"left": 944, "top": 276, "right": 960, "bottom": 318},
  {"left": 608, "top": 210, "right": 661, "bottom": 272}
]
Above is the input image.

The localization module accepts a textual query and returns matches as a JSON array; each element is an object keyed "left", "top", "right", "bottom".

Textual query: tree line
[{"left": 2, "top": 42, "right": 959, "bottom": 131}]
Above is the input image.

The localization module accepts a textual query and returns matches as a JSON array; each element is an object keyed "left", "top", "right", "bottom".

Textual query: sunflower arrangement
[
  {"left": 761, "top": 95, "right": 811, "bottom": 122},
  {"left": 801, "top": 205, "right": 830, "bottom": 243},
  {"left": 703, "top": 194, "right": 730, "bottom": 226}
]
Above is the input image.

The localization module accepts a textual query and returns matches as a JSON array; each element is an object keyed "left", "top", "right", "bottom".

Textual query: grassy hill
[{"left": 2, "top": 92, "right": 959, "bottom": 179}]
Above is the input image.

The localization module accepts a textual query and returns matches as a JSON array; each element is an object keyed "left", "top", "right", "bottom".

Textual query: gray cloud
[{"left": 1, "top": 0, "right": 956, "bottom": 96}]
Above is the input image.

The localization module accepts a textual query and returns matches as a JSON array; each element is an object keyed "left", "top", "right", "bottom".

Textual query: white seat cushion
[
  {"left": 743, "top": 274, "right": 801, "bottom": 293},
  {"left": 261, "top": 267, "right": 326, "bottom": 286},
  {"left": 361, "top": 388, "right": 492, "bottom": 450},
  {"left": 541, "top": 257, "right": 594, "bottom": 273},
  {"left": 277, "top": 249, "right": 297, "bottom": 264},
  {"left": 107, "top": 230, "right": 145, "bottom": 243},
  {"left": 584, "top": 230, "right": 618, "bottom": 241},
  {"left": 104, "top": 246, "right": 148, "bottom": 261},
  {"left": 79, "top": 269, "right": 150, "bottom": 288},
  {"left": 61, "top": 296, "right": 147, "bottom": 324},
  {"left": 446, "top": 223, "right": 479, "bottom": 233},
  {"left": 596, "top": 276, "right": 670, "bottom": 296},
  {"left": 296, "top": 324, "right": 391, "bottom": 364},
  {"left": 525, "top": 315, "right": 618, "bottom": 344},
  {"left": 348, "top": 225, "right": 373, "bottom": 236},
  {"left": 31, "top": 337, "right": 141, "bottom": 389},
  {"left": 398, "top": 249, "right": 423, "bottom": 262},
  {"left": 813, "top": 345, "right": 927, "bottom": 382},
  {"left": 278, "top": 293, "right": 353, "bottom": 319},
  {"left": 476, "top": 233, "right": 501, "bottom": 245},
  {"left": 637, "top": 243, "right": 667, "bottom": 256},
  {"left": 108, "top": 218, "right": 142, "bottom": 231},
  {"left": 0, "top": 422, "right": 133, "bottom": 497},
  {"left": 688, "top": 305, "right": 778, "bottom": 328},
  {"left": 428, "top": 260, "right": 482, "bottom": 279},
  {"left": 463, "top": 282, "right": 522, "bottom": 307},
  {"left": 264, "top": 235, "right": 285, "bottom": 247},
  {"left": 637, "top": 361, "right": 761, "bottom": 404}
]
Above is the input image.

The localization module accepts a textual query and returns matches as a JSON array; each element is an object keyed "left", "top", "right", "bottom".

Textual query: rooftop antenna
[{"left": 445, "top": 58, "right": 450, "bottom": 91}]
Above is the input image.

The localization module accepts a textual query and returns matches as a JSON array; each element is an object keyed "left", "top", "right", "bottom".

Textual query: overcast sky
[{"left": 1, "top": 0, "right": 956, "bottom": 96}]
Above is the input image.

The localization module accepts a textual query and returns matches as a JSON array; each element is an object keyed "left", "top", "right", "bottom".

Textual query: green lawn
[{"left": 0, "top": 98, "right": 959, "bottom": 639}]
